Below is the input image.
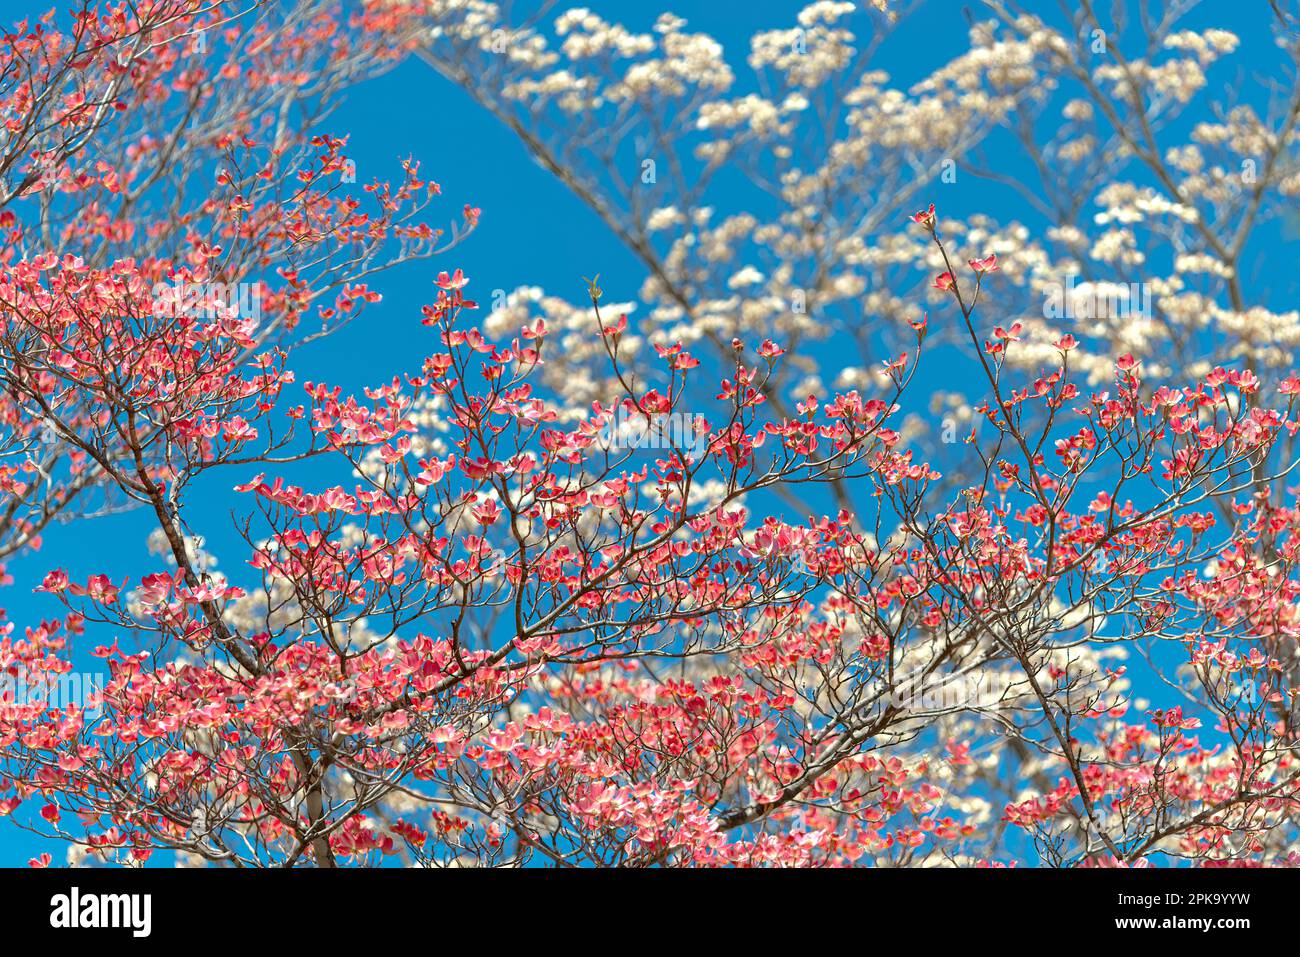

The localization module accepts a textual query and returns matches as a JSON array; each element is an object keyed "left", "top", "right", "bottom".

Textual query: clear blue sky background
[{"left": 0, "top": 0, "right": 1287, "bottom": 865}]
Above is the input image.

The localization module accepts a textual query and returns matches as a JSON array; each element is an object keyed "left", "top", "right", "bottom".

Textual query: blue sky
[{"left": 0, "top": 0, "right": 1288, "bottom": 865}]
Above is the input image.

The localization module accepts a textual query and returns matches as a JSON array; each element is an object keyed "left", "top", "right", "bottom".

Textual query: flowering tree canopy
[{"left": 0, "top": 0, "right": 1297, "bottom": 869}]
